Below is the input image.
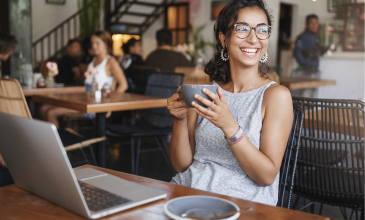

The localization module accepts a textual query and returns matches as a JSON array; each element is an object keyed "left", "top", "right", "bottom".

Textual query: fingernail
[
  {"left": 194, "top": 94, "right": 198, "bottom": 98},
  {"left": 192, "top": 101, "right": 195, "bottom": 105},
  {"left": 203, "top": 88, "right": 207, "bottom": 92}
]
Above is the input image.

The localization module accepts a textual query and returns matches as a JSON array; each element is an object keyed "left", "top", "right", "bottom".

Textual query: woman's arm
[
  {"left": 107, "top": 57, "right": 128, "bottom": 93},
  {"left": 193, "top": 85, "right": 293, "bottom": 186},
  {"left": 169, "top": 109, "right": 198, "bottom": 172}
]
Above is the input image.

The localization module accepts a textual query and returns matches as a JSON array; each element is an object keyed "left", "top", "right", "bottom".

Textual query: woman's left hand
[{"left": 192, "top": 87, "right": 239, "bottom": 138}]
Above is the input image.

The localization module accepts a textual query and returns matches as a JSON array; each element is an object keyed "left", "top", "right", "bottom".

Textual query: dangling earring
[
  {"left": 221, "top": 47, "right": 229, "bottom": 61},
  {"left": 260, "top": 51, "right": 268, "bottom": 63}
]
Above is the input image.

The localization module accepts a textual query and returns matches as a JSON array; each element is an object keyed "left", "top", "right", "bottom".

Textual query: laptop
[{"left": 0, "top": 112, "right": 167, "bottom": 219}]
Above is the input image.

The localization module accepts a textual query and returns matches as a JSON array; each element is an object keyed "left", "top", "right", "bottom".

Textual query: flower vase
[{"left": 46, "top": 73, "right": 54, "bottom": 88}]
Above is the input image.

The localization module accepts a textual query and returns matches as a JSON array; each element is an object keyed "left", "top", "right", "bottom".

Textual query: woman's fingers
[
  {"left": 193, "top": 94, "right": 215, "bottom": 110},
  {"left": 217, "top": 87, "right": 227, "bottom": 103},
  {"left": 192, "top": 101, "right": 214, "bottom": 117},
  {"left": 202, "top": 88, "right": 221, "bottom": 105},
  {"left": 167, "top": 100, "right": 188, "bottom": 110},
  {"left": 167, "top": 92, "right": 183, "bottom": 103}
]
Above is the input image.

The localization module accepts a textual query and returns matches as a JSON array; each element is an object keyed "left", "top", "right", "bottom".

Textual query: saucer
[{"left": 164, "top": 196, "right": 240, "bottom": 220}]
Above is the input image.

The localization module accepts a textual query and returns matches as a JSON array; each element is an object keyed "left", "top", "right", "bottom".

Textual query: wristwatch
[{"left": 225, "top": 126, "right": 245, "bottom": 146}]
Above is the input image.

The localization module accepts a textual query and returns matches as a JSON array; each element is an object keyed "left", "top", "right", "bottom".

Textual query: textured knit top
[
  {"left": 85, "top": 55, "right": 114, "bottom": 90},
  {"left": 171, "top": 80, "right": 279, "bottom": 206}
]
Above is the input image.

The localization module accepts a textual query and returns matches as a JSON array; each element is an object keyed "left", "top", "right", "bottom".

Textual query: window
[{"left": 165, "top": 3, "right": 189, "bottom": 46}]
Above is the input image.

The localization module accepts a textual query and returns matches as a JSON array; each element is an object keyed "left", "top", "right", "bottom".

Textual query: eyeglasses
[{"left": 234, "top": 23, "right": 271, "bottom": 40}]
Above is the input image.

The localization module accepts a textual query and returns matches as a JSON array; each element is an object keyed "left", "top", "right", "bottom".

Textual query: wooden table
[
  {"left": 22, "top": 85, "right": 85, "bottom": 96},
  {"left": 22, "top": 85, "right": 86, "bottom": 117},
  {"left": 32, "top": 93, "right": 167, "bottom": 167},
  {"left": 0, "top": 164, "right": 329, "bottom": 220},
  {"left": 280, "top": 77, "right": 336, "bottom": 90}
]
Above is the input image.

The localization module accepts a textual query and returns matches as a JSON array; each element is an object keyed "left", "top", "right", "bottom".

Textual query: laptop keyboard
[{"left": 79, "top": 181, "right": 132, "bottom": 212}]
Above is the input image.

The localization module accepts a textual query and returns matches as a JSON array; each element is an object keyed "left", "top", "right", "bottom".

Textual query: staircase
[{"left": 32, "top": 0, "right": 176, "bottom": 70}]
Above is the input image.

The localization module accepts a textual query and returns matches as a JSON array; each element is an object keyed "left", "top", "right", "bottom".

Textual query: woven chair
[
  {"left": 174, "top": 66, "right": 210, "bottom": 85},
  {"left": 106, "top": 72, "right": 185, "bottom": 175},
  {"left": 128, "top": 65, "right": 160, "bottom": 94},
  {"left": 292, "top": 97, "right": 364, "bottom": 220},
  {"left": 277, "top": 102, "right": 304, "bottom": 208},
  {"left": 0, "top": 78, "right": 105, "bottom": 166}
]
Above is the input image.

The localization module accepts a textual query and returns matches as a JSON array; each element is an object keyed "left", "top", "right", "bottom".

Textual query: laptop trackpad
[{"left": 74, "top": 168, "right": 108, "bottom": 180}]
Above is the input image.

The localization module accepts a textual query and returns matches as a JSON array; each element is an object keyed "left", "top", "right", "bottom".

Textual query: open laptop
[{"left": 0, "top": 112, "right": 166, "bottom": 219}]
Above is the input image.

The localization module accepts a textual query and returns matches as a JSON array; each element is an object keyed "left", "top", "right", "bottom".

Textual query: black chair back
[
  {"left": 129, "top": 65, "right": 160, "bottom": 94},
  {"left": 142, "top": 72, "right": 185, "bottom": 128},
  {"left": 277, "top": 102, "right": 304, "bottom": 208},
  {"left": 292, "top": 97, "right": 364, "bottom": 210}
]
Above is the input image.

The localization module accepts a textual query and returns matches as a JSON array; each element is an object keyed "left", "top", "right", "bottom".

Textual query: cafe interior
[{"left": 0, "top": 0, "right": 364, "bottom": 219}]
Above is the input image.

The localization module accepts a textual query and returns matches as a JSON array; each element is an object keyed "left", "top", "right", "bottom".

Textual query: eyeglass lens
[{"left": 235, "top": 24, "right": 270, "bottom": 40}]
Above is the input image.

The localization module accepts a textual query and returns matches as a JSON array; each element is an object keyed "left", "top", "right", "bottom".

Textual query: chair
[
  {"left": 174, "top": 66, "right": 210, "bottom": 85},
  {"left": 266, "top": 71, "right": 280, "bottom": 85},
  {"left": 277, "top": 102, "right": 304, "bottom": 208},
  {"left": 106, "top": 72, "right": 185, "bottom": 175},
  {"left": 129, "top": 65, "right": 160, "bottom": 94},
  {"left": 292, "top": 97, "right": 364, "bottom": 220},
  {"left": 0, "top": 78, "right": 105, "bottom": 166}
]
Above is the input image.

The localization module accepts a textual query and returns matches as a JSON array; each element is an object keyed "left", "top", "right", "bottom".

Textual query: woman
[
  {"left": 45, "top": 30, "right": 128, "bottom": 128},
  {"left": 167, "top": 0, "right": 293, "bottom": 206}
]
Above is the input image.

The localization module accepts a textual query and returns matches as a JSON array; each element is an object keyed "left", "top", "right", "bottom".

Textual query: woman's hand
[
  {"left": 167, "top": 86, "right": 189, "bottom": 120},
  {"left": 192, "top": 87, "right": 239, "bottom": 138}
]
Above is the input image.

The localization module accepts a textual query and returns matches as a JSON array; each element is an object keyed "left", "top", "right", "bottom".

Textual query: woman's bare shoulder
[{"left": 263, "top": 84, "right": 292, "bottom": 107}]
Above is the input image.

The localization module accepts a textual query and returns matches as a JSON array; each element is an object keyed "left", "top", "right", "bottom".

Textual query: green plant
[
  {"left": 77, "top": 0, "right": 103, "bottom": 40},
  {"left": 188, "top": 25, "right": 215, "bottom": 63}
]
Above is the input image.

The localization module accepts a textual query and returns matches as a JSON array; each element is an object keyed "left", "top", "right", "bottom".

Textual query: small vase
[{"left": 46, "top": 74, "right": 54, "bottom": 88}]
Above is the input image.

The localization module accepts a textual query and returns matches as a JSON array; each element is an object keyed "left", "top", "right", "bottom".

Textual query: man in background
[
  {"left": 145, "top": 29, "right": 194, "bottom": 72},
  {"left": 294, "top": 14, "right": 327, "bottom": 77},
  {"left": 0, "top": 31, "right": 17, "bottom": 187},
  {"left": 54, "top": 39, "right": 82, "bottom": 84}
]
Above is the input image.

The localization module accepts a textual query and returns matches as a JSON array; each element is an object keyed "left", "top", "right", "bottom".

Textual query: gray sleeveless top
[{"left": 171, "top": 80, "right": 279, "bottom": 206}]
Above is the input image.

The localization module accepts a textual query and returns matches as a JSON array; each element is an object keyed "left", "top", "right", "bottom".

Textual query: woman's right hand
[{"left": 167, "top": 86, "right": 189, "bottom": 120}]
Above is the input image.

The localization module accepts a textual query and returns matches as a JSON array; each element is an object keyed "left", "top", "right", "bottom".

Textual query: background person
[
  {"left": 167, "top": 0, "right": 293, "bottom": 206},
  {"left": 293, "top": 14, "right": 328, "bottom": 77},
  {"left": 145, "top": 29, "right": 194, "bottom": 72},
  {"left": 0, "top": 31, "right": 17, "bottom": 187},
  {"left": 54, "top": 39, "right": 82, "bottom": 84},
  {"left": 43, "top": 30, "right": 128, "bottom": 129}
]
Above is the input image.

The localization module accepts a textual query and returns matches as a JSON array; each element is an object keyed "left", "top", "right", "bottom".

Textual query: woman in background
[{"left": 44, "top": 30, "right": 128, "bottom": 128}]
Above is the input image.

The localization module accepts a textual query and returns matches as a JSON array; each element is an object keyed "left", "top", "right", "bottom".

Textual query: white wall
[{"left": 32, "top": 1, "right": 78, "bottom": 42}]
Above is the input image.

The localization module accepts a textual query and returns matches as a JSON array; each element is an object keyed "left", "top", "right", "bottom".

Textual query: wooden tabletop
[
  {"left": 32, "top": 92, "right": 167, "bottom": 113},
  {"left": 22, "top": 85, "right": 85, "bottom": 96},
  {"left": 0, "top": 165, "right": 329, "bottom": 220},
  {"left": 280, "top": 77, "right": 336, "bottom": 90}
]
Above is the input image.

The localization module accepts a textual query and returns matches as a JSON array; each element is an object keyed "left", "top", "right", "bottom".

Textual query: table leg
[{"left": 96, "top": 112, "right": 106, "bottom": 167}]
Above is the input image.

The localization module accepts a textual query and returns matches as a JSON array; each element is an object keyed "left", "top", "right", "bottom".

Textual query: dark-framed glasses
[{"left": 234, "top": 23, "right": 271, "bottom": 40}]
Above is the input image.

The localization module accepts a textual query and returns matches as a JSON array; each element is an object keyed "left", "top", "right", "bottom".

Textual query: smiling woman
[{"left": 167, "top": 0, "right": 293, "bottom": 206}]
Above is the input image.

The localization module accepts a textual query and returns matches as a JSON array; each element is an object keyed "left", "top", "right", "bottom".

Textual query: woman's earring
[
  {"left": 221, "top": 47, "right": 229, "bottom": 61},
  {"left": 260, "top": 51, "right": 268, "bottom": 63}
]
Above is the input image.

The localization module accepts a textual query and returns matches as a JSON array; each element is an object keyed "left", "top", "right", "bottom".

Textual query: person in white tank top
[{"left": 43, "top": 31, "right": 128, "bottom": 128}]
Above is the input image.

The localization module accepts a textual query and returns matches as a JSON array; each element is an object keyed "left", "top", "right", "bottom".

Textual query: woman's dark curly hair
[{"left": 204, "top": 0, "right": 273, "bottom": 84}]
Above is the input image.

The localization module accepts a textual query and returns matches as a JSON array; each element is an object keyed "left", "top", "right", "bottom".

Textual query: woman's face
[
  {"left": 220, "top": 6, "right": 269, "bottom": 68},
  {"left": 91, "top": 35, "right": 107, "bottom": 56}
]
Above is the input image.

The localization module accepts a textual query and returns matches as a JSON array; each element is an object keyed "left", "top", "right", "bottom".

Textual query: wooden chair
[
  {"left": 266, "top": 71, "right": 280, "bottom": 84},
  {"left": 0, "top": 78, "right": 105, "bottom": 166},
  {"left": 174, "top": 66, "right": 210, "bottom": 85}
]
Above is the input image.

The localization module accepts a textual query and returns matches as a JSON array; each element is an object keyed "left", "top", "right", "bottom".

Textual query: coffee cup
[{"left": 180, "top": 84, "right": 218, "bottom": 108}]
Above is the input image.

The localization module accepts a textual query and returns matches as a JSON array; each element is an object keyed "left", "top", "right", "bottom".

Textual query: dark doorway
[{"left": 277, "top": 3, "right": 293, "bottom": 72}]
